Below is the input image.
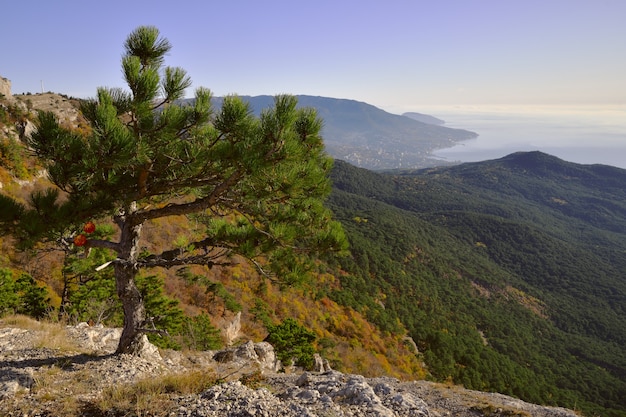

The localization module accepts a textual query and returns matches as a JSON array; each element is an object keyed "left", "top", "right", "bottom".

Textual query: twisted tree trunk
[
  {"left": 114, "top": 204, "right": 147, "bottom": 355},
  {"left": 115, "top": 262, "right": 146, "bottom": 354}
]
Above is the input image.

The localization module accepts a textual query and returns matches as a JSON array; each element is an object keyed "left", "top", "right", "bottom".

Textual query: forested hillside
[{"left": 326, "top": 153, "right": 626, "bottom": 416}]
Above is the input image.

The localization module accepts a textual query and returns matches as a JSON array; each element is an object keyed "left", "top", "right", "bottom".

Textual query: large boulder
[
  {"left": 65, "top": 322, "right": 122, "bottom": 354},
  {"left": 213, "top": 340, "right": 281, "bottom": 373}
]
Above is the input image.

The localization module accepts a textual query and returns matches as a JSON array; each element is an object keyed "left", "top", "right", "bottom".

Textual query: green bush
[
  {"left": 136, "top": 274, "right": 185, "bottom": 349},
  {"left": 14, "top": 274, "right": 50, "bottom": 318},
  {"left": 266, "top": 318, "right": 316, "bottom": 369}
]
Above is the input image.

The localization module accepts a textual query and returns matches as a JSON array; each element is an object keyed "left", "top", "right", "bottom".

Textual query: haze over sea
[{"left": 416, "top": 106, "right": 626, "bottom": 169}]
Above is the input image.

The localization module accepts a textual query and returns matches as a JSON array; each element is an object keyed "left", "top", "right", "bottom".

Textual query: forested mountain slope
[{"left": 327, "top": 152, "right": 626, "bottom": 416}]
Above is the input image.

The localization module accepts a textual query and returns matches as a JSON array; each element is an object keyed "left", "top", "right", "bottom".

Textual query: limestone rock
[
  {"left": 213, "top": 340, "right": 280, "bottom": 373},
  {"left": 65, "top": 323, "right": 121, "bottom": 353},
  {"left": 313, "top": 352, "right": 332, "bottom": 372},
  {"left": 15, "top": 119, "right": 35, "bottom": 141},
  {"left": 135, "top": 334, "right": 162, "bottom": 361},
  {"left": 222, "top": 311, "right": 241, "bottom": 345},
  {"left": 0, "top": 76, "right": 11, "bottom": 98},
  {"left": 0, "top": 321, "right": 582, "bottom": 417}
]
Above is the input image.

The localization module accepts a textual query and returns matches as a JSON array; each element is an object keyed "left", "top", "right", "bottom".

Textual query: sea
[{"left": 420, "top": 106, "right": 626, "bottom": 169}]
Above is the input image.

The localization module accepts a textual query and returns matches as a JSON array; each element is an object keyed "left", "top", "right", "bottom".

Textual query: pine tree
[{"left": 0, "top": 26, "right": 347, "bottom": 354}]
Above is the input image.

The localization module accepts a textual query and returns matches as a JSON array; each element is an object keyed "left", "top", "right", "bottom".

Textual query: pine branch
[
  {"left": 134, "top": 169, "right": 244, "bottom": 222},
  {"left": 87, "top": 238, "right": 120, "bottom": 253},
  {"left": 137, "top": 251, "right": 232, "bottom": 269}
]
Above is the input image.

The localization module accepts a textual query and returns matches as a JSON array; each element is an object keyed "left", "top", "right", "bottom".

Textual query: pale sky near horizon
[{"left": 2, "top": 0, "right": 626, "bottom": 113}]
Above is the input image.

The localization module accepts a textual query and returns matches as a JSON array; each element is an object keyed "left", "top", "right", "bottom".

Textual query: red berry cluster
[{"left": 73, "top": 222, "right": 96, "bottom": 246}]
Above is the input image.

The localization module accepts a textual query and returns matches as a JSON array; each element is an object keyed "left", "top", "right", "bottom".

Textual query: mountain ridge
[
  {"left": 205, "top": 94, "right": 477, "bottom": 169},
  {"left": 402, "top": 111, "right": 446, "bottom": 125}
]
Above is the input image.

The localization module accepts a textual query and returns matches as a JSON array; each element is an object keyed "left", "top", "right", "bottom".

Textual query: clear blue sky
[{"left": 2, "top": 0, "right": 625, "bottom": 111}]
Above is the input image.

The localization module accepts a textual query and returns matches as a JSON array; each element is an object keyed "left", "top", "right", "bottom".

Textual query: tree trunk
[
  {"left": 115, "top": 262, "right": 146, "bottom": 354},
  {"left": 114, "top": 203, "right": 147, "bottom": 355},
  {"left": 58, "top": 272, "right": 71, "bottom": 322}
]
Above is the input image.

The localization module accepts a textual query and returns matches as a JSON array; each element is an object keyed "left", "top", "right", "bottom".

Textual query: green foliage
[
  {"left": 0, "top": 136, "right": 29, "bottom": 179},
  {"left": 64, "top": 262, "right": 222, "bottom": 350},
  {"left": 0, "top": 268, "right": 19, "bottom": 315},
  {"left": 14, "top": 274, "right": 51, "bottom": 319},
  {"left": 143, "top": 282, "right": 222, "bottom": 350},
  {"left": 59, "top": 224, "right": 117, "bottom": 321},
  {"left": 65, "top": 269, "right": 120, "bottom": 324},
  {"left": 251, "top": 298, "right": 273, "bottom": 327},
  {"left": 326, "top": 156, "right": 626, "bottom": 417},
  {"left": 266, "top": 318, "right": 316, "bottom": 369},
  {"left": 135, "top": 274, "right": 185, "bottom": 349},
  {"left": 0, "top": 268, "right": 50, "bottom": 319},
  {"left": 0, "top": 101, "right": 28, "bottom": 125},
  {"left": 1, "top": 26, "right": 347, "bottom": 269},
  {"left": 0, "top": 100, "right": 33, "bottom": 179}
]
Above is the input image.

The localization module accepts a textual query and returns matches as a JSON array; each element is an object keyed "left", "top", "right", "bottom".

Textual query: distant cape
[{"left": 402, "top": 112, "right": 445, "bottom": 126}]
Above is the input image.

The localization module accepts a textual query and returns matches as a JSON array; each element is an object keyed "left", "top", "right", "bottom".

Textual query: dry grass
[
  {"left": 1, "top": 314, "right": 222, "bottom": 416},
  {"left": 91, "top": 370, "right": 218, "bottom": 416},
  {"left": 0, "top": 313, "right": 46, "bottom": 329},
  {"left": 0, "top": 314, "right": 80, "bottom": 352},
  {"left": 34, "top": 327, "right": 80, "bottom": 352},
  {"left": 16, "top": 363, "right": 218, "bottom": 416},
  {"left": 11, "top": 364, "right": 104, "bottom": 417}
]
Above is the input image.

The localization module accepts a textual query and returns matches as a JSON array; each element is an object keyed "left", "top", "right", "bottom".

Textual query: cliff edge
[{"left": 0, "top": 318, "right": 579, "bottom": 417}]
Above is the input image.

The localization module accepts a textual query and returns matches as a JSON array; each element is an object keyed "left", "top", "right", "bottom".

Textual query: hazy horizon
[{"left": 418, "top": 105, "right": 626, "bottom": 169}]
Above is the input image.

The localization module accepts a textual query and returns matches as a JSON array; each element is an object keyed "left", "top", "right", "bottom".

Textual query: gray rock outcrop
[
  {"left": 0, "top": 322, "right": 580, "bottom": 417},
  {"left": 213, "top": 339, "right": 281, "bottom": 373}
]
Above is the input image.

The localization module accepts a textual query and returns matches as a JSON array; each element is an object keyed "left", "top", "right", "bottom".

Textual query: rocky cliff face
[
  {"left": 0, "top": 76, "right": 11, "bottom": 98},
  {"left": 0, "top": 320, "right": 579, "bottom": 417},
  {"left": 14, "top": 92, "right": 82, "bottom": 124},
  {"left": 0, "top": 90, "right": 86, "bottom": 192}
]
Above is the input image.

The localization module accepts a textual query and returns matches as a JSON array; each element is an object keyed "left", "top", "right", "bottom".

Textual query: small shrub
[
  {"left": 265, "top": 317, "right": 316, "bottom": 370},
  {"left": 15, "top": 273, "right": 51, "bottom": 319}
]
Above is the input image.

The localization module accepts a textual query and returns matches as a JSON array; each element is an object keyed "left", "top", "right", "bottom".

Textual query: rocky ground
[{"left": 0, "top": 319, "right": 580, "bottom": 417}]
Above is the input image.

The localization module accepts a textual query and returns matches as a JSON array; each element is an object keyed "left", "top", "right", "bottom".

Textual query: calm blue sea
[{"left": 426, "top": 107, "right": 626, "bottom": 169}]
